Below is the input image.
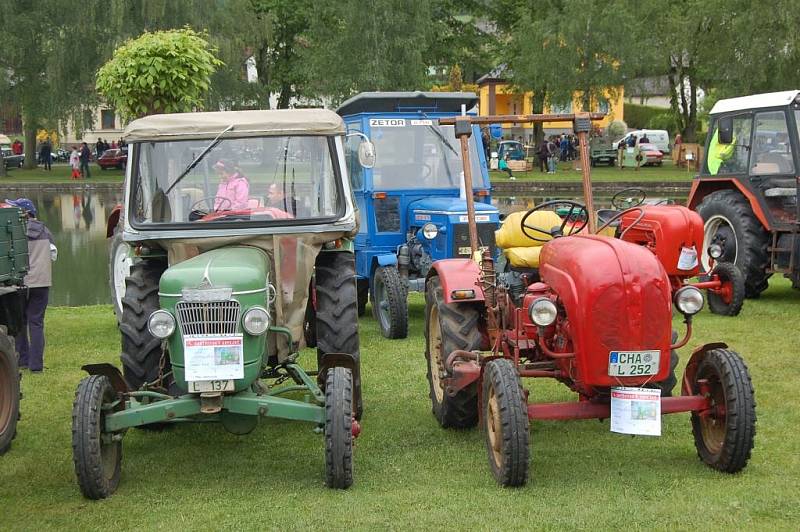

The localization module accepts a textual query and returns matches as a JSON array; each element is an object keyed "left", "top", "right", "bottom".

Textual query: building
[
  {"left": 476, "top": 67, "right": 624, "bottom": 140},
  {"left": 62, "top": 107, "right": 124, "bottom": 146}
]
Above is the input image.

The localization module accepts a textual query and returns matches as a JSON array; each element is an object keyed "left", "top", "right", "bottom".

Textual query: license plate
[
  {"left": 187, "top": 380, "right": 235, "bottom": 393},
  {"left": 608, "top": 350, "right": 660, "bottom": 377}
]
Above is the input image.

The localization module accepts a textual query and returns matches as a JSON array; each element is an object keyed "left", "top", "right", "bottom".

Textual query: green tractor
[
  {"left": 0, "top": 206, "right": 29, "bottom": 455},
  {"left": 77, "top": 109, "right": 367, "bottom": 498}
]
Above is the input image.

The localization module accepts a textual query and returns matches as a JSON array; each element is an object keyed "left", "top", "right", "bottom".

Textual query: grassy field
[
  {"left": 490, "top": 159, "right": 697, "bottom": 183},
  {"left": 0, "top": 164, "right": 124, "bottom": 184},
  {"left": 1, "top": 281, "right": 799, "bottom": 530}
]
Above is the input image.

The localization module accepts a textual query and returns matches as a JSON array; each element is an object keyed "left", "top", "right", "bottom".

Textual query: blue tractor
[{"left": 338, "top": 92, "right": 500, "bottom": 339}]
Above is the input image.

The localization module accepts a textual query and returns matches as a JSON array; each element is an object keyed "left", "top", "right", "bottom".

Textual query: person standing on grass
[
  {"left": 39, "top": 140, "right": 52, "bottom": 171},
  {"left": 538, "top": 138, "right": 549, "bottom": 172},
  {"left": 79, "top": 142, "right": 91, "bottom": 178},
  {"left": 69, "top": 146, "right": 81, "bottom": 179},
  {"left": 547, "top": 137, "right": 558, "bottom": 174},
  {"left": 5, "top": 198, "right": 56, "bottom": 374}
]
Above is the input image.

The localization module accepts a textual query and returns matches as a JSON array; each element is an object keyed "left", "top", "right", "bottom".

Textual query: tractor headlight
[
  {"left": 529, "top": 298, "right": 558, "bottom": 327},
  {"left": 674, "top": 286, "right": 704, "bottom": 315},
  {"left": 708, "top": 243, "right": 723, "bottom": 259},
  {"left": 242, "top": 306, "right": 270, "bottom": 335},
  {"left": 148, "top": 310, "right": 176, "bottom": 339},
  {"left": 421, "top": 223, "right": 438, "bottom": 240}
]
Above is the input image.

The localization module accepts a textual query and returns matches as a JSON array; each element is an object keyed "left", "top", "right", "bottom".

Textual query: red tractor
[{"left": 427, "top": 114, "right": 756, "bottom": 486}]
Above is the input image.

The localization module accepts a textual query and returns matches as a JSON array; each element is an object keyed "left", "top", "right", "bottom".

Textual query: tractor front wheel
[
  {"left": 425, "top": 276, "right": 481, "bottom": 428},
  {"left": 72, "top": 375, "right": 122, "bottom": 499},
  {"left": 0, "top": 332, "right": 20, "bottom": 454},
  {"left": 371, "top": 265, "right": 408, "bottom": 339},
  {"left": 324, "top": 367, "right": 354, "bottom": 489},
  {"left": 690, "top": 348, "right": 756, "bottom": 473},
  {"left": 706, "top": 262, "right": 746, "bottom": 316},
  {"left": 483, "top": 358, "right": 529, "bottom": 487}
]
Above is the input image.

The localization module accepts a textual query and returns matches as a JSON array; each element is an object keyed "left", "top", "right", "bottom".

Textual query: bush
[
  {"left": 607, "top": 120, "right": 627, "bottom": 138},
  {"left": 648, "top": 112, "right": 678, "bottom": 133},
  {"left": 624, "top": 103, "right": 664, "bottom": 130}
]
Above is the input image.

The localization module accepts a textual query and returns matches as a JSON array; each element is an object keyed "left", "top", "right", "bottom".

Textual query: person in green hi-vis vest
[{"left": 706, "top": 129, "right": 737, "bottom": 174}]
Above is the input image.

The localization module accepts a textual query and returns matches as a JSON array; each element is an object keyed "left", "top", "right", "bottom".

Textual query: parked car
[
  {"left": 1, "top": 148, "right": 24, "bottom": 170},
  {"left": 638, "top": 142, "right": 664, "bottom": 166},
  {"left": 97, "top": 149, "right": 127, "bottom": 169},
  {"left": 614, "top": 129, "right": 671, "bottom": 154}
]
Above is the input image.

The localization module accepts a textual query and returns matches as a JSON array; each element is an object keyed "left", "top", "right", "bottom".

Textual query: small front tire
[
  {"left": 72, "top": 375, "right": 123, "bottom": 499},
  {"left": 706, "top": 262, "right": 746, "bottom": 316},
  {"left": 324, "top": 367, "right": 354, "bottom": 489},
  {"left": 690, "top": 348, "right": 756, "bottom": 473},
  {"left": 0, "top": 333, "right": 20, "bottom": 455},
  {"left": 483, "top": 358, "right": 529, "bottom": 487},
  {"left": 371, "top": 265, "right": 408, "bottom": 339}
]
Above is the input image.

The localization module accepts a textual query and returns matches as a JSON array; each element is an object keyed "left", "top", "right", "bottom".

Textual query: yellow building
[{"left": 477, "top": 69, "right": 624, "bottom": 138}]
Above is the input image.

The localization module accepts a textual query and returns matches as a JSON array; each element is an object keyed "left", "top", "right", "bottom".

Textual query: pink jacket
[{"left": 215, "top": 174, "right": 249, "bottom": 210}]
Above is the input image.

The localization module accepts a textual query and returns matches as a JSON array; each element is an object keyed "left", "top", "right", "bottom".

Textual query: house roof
[{"left": 123, "top": 108, "right": 344, "bottom": 141}]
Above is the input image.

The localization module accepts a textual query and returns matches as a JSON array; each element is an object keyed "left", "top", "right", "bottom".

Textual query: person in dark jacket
[
  {"left": 79, "top": 142, "right": 91, "bottom": 178},
  {"left": 5, "top": 198, "right": 56, "bottom": 373},
  {"left": 39, "top": 141, "right": 52, "bottom": 171}
]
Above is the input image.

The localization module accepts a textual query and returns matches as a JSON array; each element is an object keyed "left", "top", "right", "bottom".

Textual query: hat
[{"left": 6, "top": 198, "right": 37, "bottom": 217}]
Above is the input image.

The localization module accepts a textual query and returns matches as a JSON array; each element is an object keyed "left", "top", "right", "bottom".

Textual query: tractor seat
[{"left": 495, "top": 210, "right": 562, "bottom": 268}]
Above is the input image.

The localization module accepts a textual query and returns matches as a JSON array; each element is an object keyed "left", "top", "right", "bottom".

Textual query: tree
[{"left": 96, "top": 28, "right": 223, "bottom": 119}]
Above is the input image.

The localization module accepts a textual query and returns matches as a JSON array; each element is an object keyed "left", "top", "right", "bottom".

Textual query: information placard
[
  {"left": 184, "top": 335, "right": 244, "bottom": 381},
  {"left": 610, "top": 387, "right": 661, "bottom": 436}
]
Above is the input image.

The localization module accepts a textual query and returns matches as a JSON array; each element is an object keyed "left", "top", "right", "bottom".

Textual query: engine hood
[
  {"left": 409, "top": 197, "right": 497, "bottom": 215},
  {"left": 159, "top": 246, "right": 269, "bottom": 295}
]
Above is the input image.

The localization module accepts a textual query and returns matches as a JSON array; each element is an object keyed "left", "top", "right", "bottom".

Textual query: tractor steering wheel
[
  {"left": 520, "top": 200, "right": 589, "bottom": 242},
  {"left": 611, "top": 187, "right": 647, "bottom": 210},
  {"left": 189, "top": 196, "right": 232, "bottom": 216}
]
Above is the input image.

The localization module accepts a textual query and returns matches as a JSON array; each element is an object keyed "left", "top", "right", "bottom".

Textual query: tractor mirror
[
  {"left": 718, "top": 117, "right": 733, "bottom": 144},
  {"left": 358, "top": 140, "right": 376, "bottom": 169}
]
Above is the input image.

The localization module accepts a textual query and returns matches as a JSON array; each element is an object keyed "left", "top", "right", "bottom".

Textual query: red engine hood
[{"left": 539, "top": 235, "right": 673, "bottom": 388}]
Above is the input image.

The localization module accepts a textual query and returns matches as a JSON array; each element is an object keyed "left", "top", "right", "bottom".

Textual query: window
[
  {"left": 101, "top": 109, "right": 116, "bottom": 130},
  {"left": 550, "top": 101, "right": 572, "bottom": 114},
  {"left": 750, "top": 111, "right": 794, "bottom": 175},
  {"left": 705, "top": 114, "right": 752, "bottom": 175},
  {"left": 596, "top": 97, "right": 610, "bottom": 114}
]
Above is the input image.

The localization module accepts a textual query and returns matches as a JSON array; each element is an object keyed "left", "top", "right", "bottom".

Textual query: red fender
[
  {"left": 681, "top": 342, "right": 728, "bottom": 396},
  {"left": 686, "top": 178, "right": 771, "bottom": 230},
  {"left": 427, "top": 258, "right": 484, "bottom": 304},
  {"left": 106, "top": 204, "right": 122, "bottom": 238}
]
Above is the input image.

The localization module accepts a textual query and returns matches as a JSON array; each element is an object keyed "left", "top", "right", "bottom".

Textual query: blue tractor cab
[{"left": 338, "top": 91, "right": 500, "bottom": 338}]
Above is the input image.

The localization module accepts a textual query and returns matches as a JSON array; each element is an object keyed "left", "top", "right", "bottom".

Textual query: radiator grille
[
  {"left": 453, "top": 222, "right": 497, "bottom": 257},
  {"left": 175, "top": 300, "right": 240, "bottom": 336}
]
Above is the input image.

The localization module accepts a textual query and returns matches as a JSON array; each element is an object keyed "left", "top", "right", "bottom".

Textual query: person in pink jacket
[{"left": 213, "top": 159, "right": 249, "bottom": 210}]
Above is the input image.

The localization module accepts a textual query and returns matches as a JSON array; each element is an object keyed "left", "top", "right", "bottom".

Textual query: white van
[{"left": 613, "top": 129, "right": 671, "bottom": 154}]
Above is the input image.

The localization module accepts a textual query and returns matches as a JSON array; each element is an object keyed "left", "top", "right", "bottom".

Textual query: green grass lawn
[
  {"left": 1, "top": 281, "right": 799, "bottom": 530},
  {"left": 491, "top": 159, "right": 697, "bottom": 183},
  {"left": 0, "top": 164, "right": 124, "bottom": 184}
]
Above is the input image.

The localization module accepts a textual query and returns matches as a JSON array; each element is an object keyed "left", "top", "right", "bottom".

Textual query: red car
[
  {"left": 638, "top": 143, "right": 664, "bottom": 166},
  {"left": 97, "top": 149, "right": 127, "bottom": 170}
]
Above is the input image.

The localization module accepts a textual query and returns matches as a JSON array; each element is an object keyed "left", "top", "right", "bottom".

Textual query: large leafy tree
[{"left": 96, "top": 28, "right": 223, "bottom": 119}]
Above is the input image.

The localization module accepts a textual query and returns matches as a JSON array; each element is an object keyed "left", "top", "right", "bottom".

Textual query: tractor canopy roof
[
  {"left": 710, "top": 90, "right": 800, "bottom": 115},
  {"left": 337, "top": 91, "right": 478, "bottom": 116},
  {"left": 123, "top": 108, "right": 345, "bottom": 142}
]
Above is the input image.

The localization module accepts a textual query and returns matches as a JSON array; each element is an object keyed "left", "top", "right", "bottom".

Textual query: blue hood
[{"left": 409, "top": 197, "right": 497, "bottom": 214}]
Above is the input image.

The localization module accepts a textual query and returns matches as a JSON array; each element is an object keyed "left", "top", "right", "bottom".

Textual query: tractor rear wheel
[
  {"left": 324, "top": 367, "right": 354, "bottom": 489},
  {"left": 315, "top": 251, "right": 362, "bottom": 420},
  {"left": 72, "top": 375, "right": 122, "bottom": 499},
  {"left": 120, "top": 260, "right": 168, "bottom": 391},
  {"left": 371, "top": 265, "right": 408, "bottom": 339},
  {"left": 483, "top": 358, "right": 529, "bottom": 487},
  {"left": 0, "top": 332, "right": 20, "bottom": 455},
  {"left": 425, "top": 276, "right": 481, "bottom": 429},
  {"left": 108, "top": 228, "right": 132, "bottom": 324},
  {"left": 707, "top": 262, "right": 746, "bottom": 316},
  {"left": 690, "top": 348, "right": 756, "bottom": 473},
  {"left": 696, "top": 190, "right": 770, "bottom": 298}
]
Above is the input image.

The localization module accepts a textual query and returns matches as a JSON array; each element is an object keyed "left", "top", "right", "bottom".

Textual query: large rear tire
[
  {"left": 72, "top": 375, "right": 122, "bottom": 499},
  {"left": 707, "top": 262, "right": 746, "bottom": 316},
  {"left": 324, "top": 367, "right": 354, "bottom": 489},
  {"left": 424, "top": 276, "right": 481, "bottom": 429},
  {"left": 690, "top": 348, "right": 756, "bottom": 473},
  {"left": 0, "top": 332, "right": 20, "bottom": 455},
  {"left": 371, "top": 265, "right": 408, "bottom": 339},
  {"left": 696, "top": 190, "right": 770, "bottom": 298},
  {"left": 315, "top": 251, "right": 362, "bottom": 420},
  {"left": 119, "top": 261, "right": 167, "bottom": 391},
  {"left": 483, "top": 358, "right": 529, "bottom": 487}
]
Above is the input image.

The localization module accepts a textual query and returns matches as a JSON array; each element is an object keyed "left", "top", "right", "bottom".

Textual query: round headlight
[
  {"left": 422, "top": 222, "right": 438, "bottom": 240},
  {"left": 242, "top": 306, "right": 270, "bottom": 335},
  {"left": 148, "top": 310, "right": 175, "bottom": 339},
  {"left": 528, "top": 298, "right": 558, "bottom": 327},
  {"left": 708, "top": 243, "right": 723, "bottom": 259},
  {"left": 674, "top": 286, "right": 704, "bottom": 315}
]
